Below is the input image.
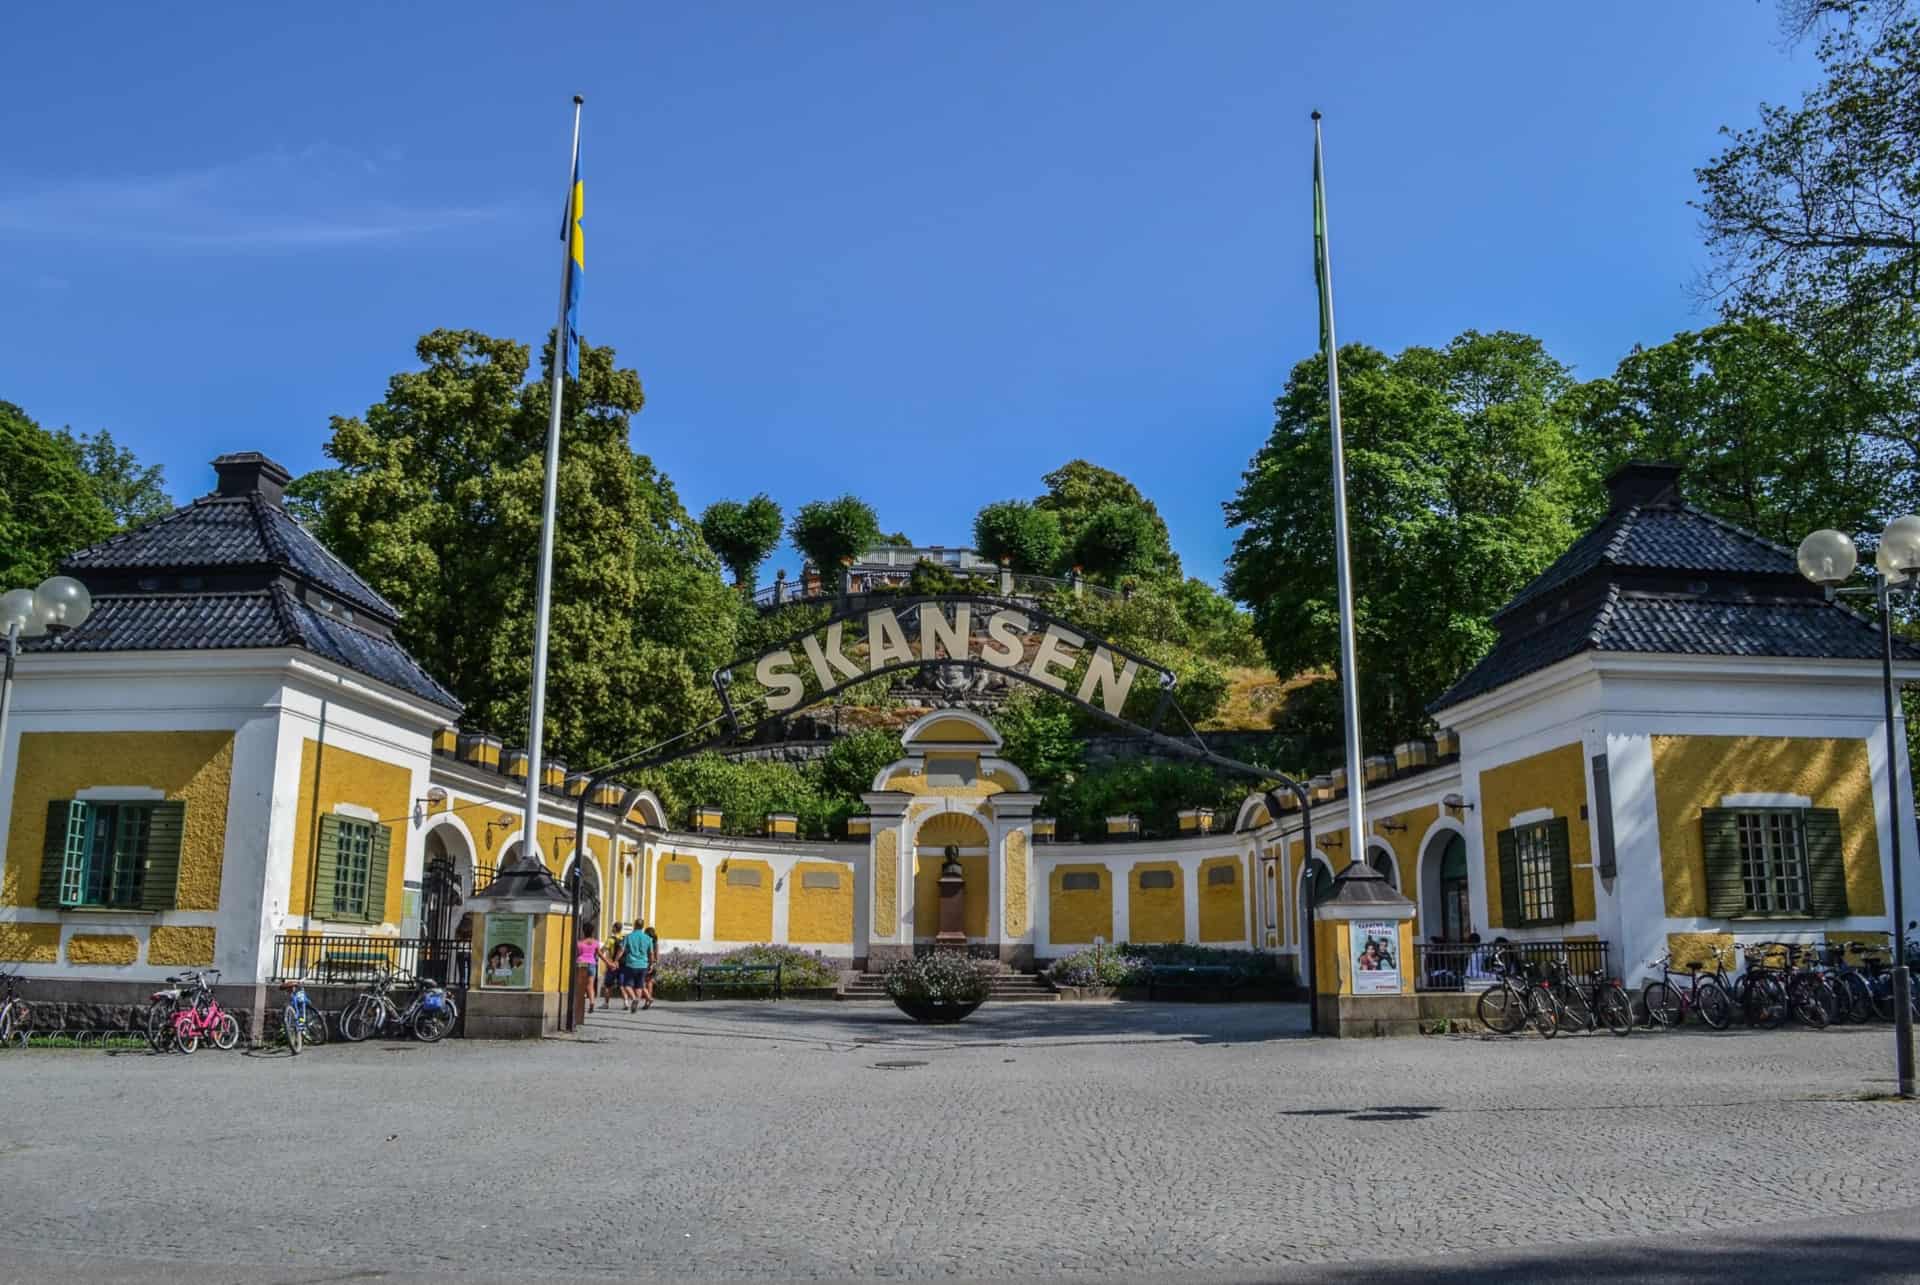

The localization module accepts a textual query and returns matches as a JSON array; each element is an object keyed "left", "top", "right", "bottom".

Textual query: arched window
[
  {"left": 1439, "top": 834, "right": 1470, "bottom": 941},
  {"left": 1369, "top": 846, "right": 1398, "bottom": 890}
]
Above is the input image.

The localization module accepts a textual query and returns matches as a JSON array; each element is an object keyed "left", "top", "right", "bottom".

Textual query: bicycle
[
  {"left": 1641, "top": 952, "right": 1736, "bottom": 1030},
  {"left": 1546, "top": 957, "right": 1633, "bottom": 1036},
  {"left": 0, "top": 969, "right": 31, "bottom": 1050},
  {"left": 278, "top": 980, "right": 327, "bottom": 1054},
  {"left": 1820, "top": 939, "right": 1881, "bottom": 1024},
  {"left": 1742, "top": 942, "right": 1830, "bottom": 1029},
  {"left": 147, "top": 970, "right": 238, "bottom": 1053},
  {"left": 339, "top": 969, "right": 458, "bottom": 1043},
  {"left": 1474, "top": 949, "right": 1559, "bottom": 1038}
]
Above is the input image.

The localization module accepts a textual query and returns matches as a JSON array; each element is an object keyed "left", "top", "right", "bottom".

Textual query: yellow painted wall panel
[
  {"left": 4, "top": 730, "right": 234, "bottom": 909},
  {"left": 1665, "top": 930, "right": 1734, "bottom": 972},
  {"left": 789, "top": 861, "right": 854, "bottom": 944},
  {"left": 148, "top": 925, "right": 216, "bottom": 966},
  {"left": 66, "top": 933, "right": 139, "bottom": 965},
  {"left": 1004, "top": 829, "right": 1029, "bottom": 938},
  {"left": 1127, "top": 861, "right": 1184, "bottom": 944},
  {"left": 1199, "top": 856, "right": 1245, "bottom": 942},
  {"left": 872, "top": 828, "right": 897, "bottom": 939},
  {"left": 0, "top": 923, "right": 60, "bottom": 961},
  {"left": 1650, "top": 735, "right": 1883, "bottom": 917},
  {"left": 1048, "top": 863, "right": 1111, "bottom": 946},
  {"left": 289, "top": 739, "right": 411, "bottom": 924},
  {"left": 714, "top": 858, "right": 774, "bottom": 942},
  {"left": 1478, "top": 742, "right": 1594, "bottom": 928},
  {"left": 652, "top": 853, "right": 702, "bottom": 939}
]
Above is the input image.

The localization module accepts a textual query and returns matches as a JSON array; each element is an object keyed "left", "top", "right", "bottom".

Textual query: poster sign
[
  {"left": 1350, "top": 920, "right": 1401, "bottom": 996},
  {"left": 481, "top": 913, "right": 532, "bottom": 989}
]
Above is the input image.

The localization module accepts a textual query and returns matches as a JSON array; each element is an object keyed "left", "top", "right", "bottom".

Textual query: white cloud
[{"left": 0, "top": 143, "right": 511, "bottom": 251}]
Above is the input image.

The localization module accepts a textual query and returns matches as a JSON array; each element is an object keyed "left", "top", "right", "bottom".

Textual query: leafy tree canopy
[
  {"left": 699, "top": 494, "right": 784, "bottom": 588},
  {"left": 972, "top": 499, "right": 1065, "bottom": 573},
  {"left": 57, "top": 428, "right": 172, "bottom": 530},
  {"left": 790, "top": 494, "right": 882, "bottom": 573},
  {"left": 291, "top": 328, "right": 736, "bottom": 764},
  {"left": 1072, "top": 502, "right": 1164, "bottom": 581},
  {"left": 1224, "top": 331, "right": 1594, "bottom": 745},
  {"left": 0, "top": 400, "right": 114, "bottom": 591},
  {"left": 1034, "top": 459, "right": 1179, "bottom": 578}
]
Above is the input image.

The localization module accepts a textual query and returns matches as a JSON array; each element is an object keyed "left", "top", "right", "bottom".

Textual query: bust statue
[{"left": 941, "top": 843, "right": 964, "bottom": 879}]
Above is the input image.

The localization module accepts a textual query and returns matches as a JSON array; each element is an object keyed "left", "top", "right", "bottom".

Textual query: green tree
[
  {"left": 790, "top": 495, "right": 881, "bottom": 576},
  {"left": 1034, "top": 460, "right": 1179, "bottom": 577},
  {"left": 699, "top": 494, "right": 784, "bottom": 588},
  {"left": 294, "top": 328, "right": 737, "bottom": 763},
  {"left": 57, "top": 428, "right": 172, "bottom": 530},
  {"left": 1225, "top": 331, "right": 1594, "bottom": 744},
  {"left": 1072, "top": 502, "right": 1163, "bottom": 581},
  {"left": 0, "top": 401, "right": 114, "bottom": 589},
  {"left": 1569, "top": 319, "right": 1887, "bottom": 544},
  {"left": 971, "top": 499, "right": 1065, "bottom": 573},
  {"left": 993, "top": 689, "right": 1086, "bottom": 795},
  {"left": 817, "top": 728, "right": 905, "bottom": 800}
]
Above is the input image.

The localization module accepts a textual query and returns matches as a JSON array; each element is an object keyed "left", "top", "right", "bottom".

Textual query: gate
[{"left": 418, "top": 854, "right": 463, "bottom": 984}]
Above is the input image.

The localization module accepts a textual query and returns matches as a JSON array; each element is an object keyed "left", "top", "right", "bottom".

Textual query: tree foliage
[
  {"left": 971, "top": 499, "right": 1065, "bottom": 573},
  {"left": 57, "top": 428, "right": 172, "bottom": 531},
  {"left": 699, "top": 494, "right": 784, "bottom": 588},
  {"left": 1225, "top": 331, "right": 1594, "bottom": 745},
  {"left": 790, "top": 494, "right": 881, "bottom": 574},
  {"left": 0, "top": 401, "right": 115, "bottom": 590},
  {"left": 1034, "top": 459, "right": 1179, "bottom": 577},
  {"left": 292, "top": 329, "right": 737, "bottom": 764},
  {"left": 1071, "top": 502, "right": 1164, "bottom": 581}
]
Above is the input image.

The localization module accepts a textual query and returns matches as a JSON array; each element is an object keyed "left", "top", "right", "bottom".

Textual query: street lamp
[
  {"left": 1797, "top": 525, "right": 1916, "bottom": 1098},
  {"left": 0, "top": 576, "right": 94, "bottom": 794}
]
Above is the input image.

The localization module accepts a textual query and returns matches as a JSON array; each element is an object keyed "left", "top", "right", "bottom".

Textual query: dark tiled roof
[
  {"left": 65, "top": 494, "right": 397, "bottom": 621},
  {"left": 23, "top": 586, "right": 459, "bottom": 711}
]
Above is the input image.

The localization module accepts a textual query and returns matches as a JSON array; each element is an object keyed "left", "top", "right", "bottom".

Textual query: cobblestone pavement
[{"left": 3, "top": 1001, "right": 1919, "bottom": 1282}]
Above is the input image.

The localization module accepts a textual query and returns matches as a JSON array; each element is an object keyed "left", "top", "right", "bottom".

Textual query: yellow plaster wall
[
  {"left": 0, "top": 923, "right": 59, "bottom": 961},
  {"left": 714, "top": 858, "right": 774, "bottom": 942},
  {"left": 789, "top": 861, "right": 854, "bottom": 943},
  {"left": 1650, "top": 734, "right": 1884, "bottom": 917},
  {"left": 1665, "top": 930, "right": 1734, "bottom": 972},
  {"left": 1127, "top": 861, "right": 1184, "bottom": 944},
  {"left": 652, "top": 853, "right": 702, "bottom": 940},
  {"left": 1004, "top": 829, "right": 1029, "bottom": 937},
  {"left": 4, "top": 730, "right": 235, "bottom": 909},
  {"left": 1478, "top": 742, "right": 1594, "bottom": 928},
  {"left": 1372, "top": 804, "right": 1439, "bottom": 898},
  {"left": 1048, "top": 863, "right": 1111, "bottom": 946},
  {"left": 460, "top": 799, "right": 522, "bottom": 864},
  {"left": 66, "top": 933, "right": 138, "bottom": 965},
  {"left": 914, "top": 851, "right": 988, "bottom": 938},
  {"left": 872, "top": 827, "right": 898, "bottom": 938},
  {"left": 289, "top": 739, "right": 411, "bottom": 924},
  {"left": 148, "top": 925, "right": 216, "bottom": 966},
  {"left": 881, "top": 768, "right": 1005, "bottom": 798},
  {"left": 1199, "top": 856, "right": 1245, "bottom": 943}
]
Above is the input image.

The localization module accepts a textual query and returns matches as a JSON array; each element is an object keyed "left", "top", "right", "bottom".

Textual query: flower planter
[{"left": 891, "top": 996, "right": 985, "bottom": 1024}]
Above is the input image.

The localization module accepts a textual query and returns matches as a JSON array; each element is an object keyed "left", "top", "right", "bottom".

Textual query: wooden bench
[
  {"left": 1145, "top": 963, "right": 1243, "bottom": 1000},
  {"left": 317, "top": 949, "right": 396, "bottom": 983},
  {"left": 694, "top": 962, "right": 784, "bottom": 1000}
]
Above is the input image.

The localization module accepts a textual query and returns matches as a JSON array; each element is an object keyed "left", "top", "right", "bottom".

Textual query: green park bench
[{"left": 694, "top": 961, "right": 784, "bottom": 1000}]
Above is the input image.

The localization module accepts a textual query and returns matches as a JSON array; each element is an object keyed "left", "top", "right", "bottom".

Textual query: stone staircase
[{"left": 838, "top": 966, "right": 1059, "bottom": 1002}]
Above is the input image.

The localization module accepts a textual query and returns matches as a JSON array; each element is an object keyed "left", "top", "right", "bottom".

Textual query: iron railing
[
  {"left": 268, "top": 934, "right": 473, "bottom": 987},
  {"left": 1411, "top": 939, "right": 1611, "bottom": 993},
  {"left": 749, "top": 570, "right": 1124, "bottom": 611}
]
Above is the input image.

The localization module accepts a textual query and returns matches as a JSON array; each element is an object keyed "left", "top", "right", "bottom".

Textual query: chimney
[
  {"left": 210, "top": 452, "right": 293, "bottom": 507},
  {"left": 1604, "top": 461, "right": 1682, "bottom": 513}
]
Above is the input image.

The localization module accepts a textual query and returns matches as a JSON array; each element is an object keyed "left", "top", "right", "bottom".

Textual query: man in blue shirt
[{"left": 620, "top": 922, "right": 653, "bottom": 1013}]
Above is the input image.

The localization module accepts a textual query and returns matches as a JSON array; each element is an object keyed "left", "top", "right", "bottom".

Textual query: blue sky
[{"left": 2, "top": 3, "right": 1816, "bottom": 586}]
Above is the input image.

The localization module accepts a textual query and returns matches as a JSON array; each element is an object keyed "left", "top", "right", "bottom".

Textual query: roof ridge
[
  {"left": 1585, "top": 582, "right": 1621, "bottom": 645},
  {"left": 267, "top": 581, "right": 307, "bottom": 645},
  {"left": 263, "top": 504, "right": 399, "bottom": 620},
  {"left": 1672, "top": 503, "right": 1798, "bottom": 559},
  {"left": 250, "top": 494, "right": 294, "bottom": 565}
]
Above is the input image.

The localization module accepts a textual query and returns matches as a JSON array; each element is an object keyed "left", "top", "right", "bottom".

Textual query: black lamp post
[{"left": 1798, "top": 524, "right": 1918, "bottom": 1098}]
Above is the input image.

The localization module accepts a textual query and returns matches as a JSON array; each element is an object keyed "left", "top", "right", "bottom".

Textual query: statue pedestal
[
  {"left": 934, "top": 862, "right": 967, "bottom": 953},
  {"left": 1311, "top": 863, "right": 1419, "bottom": 1038}
]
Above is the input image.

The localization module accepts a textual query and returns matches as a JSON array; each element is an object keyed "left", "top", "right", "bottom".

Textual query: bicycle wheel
[
  {"left": 283, "top": 1004, "right": 302, "bottom": 1055},
  {"left": 1745, "top": 975, "right": 1788, "bottom": 1029},
  {"left": 1525, "top": 987, "right": 1559, "bottom": 1038},
  {"left": 1597, "top": 986, "right": 1634, "bottom": 1036},
  {"left": 1696, "top": 978, "right": 1734, "bottom": 1031},
  {"left": 1477, "top": 983, "right": 1525, "bottom": 1035},
  {"left": 1789, "top": 976, "right": 1831, "bottom": 1028},
  {"left": 144, "top": 1003, "right": 177, "bottom": 1052},
  {"left": 174, "top": 1025, "right": 199, "bottom": 1054},
  {"left": 1642, "top": 981, "right": 1682, "bottom": 1028},
  {"left": 1841, "top": 974, "right": 1876, "bottom": 1025},
  {"left": 0, "top": 1001, "right": 27, "bottom": 1050},
  {"left": 411, "top": 1005, "right": 455, "bottom": 1044},
  {"left": 1556, "top": 984, "right": 1595, "bottom": 1033},
  {"left": 211, "top": 1012, "right": 240, "bottom": 1051},
  {"left": 338, "top": 997, "right": 374, "bottom": 1043},
  {"left": 301, "top": 1009, "right": 328, "bottom": 1047}
]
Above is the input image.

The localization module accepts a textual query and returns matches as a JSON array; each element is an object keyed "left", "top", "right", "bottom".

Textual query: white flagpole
[
  {"left": 520, "top": 94, "right": 583, "bottom": 868},
  {"left": 1314, "top": 110, "right": 1368, "bottom": 857}
]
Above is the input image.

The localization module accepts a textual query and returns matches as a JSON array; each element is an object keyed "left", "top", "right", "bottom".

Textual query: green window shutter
[
  {"left": 1803, "top": 807, "right": 1849, "bottom": 918},
  {"left": 1702, "top": 809, "right": 1745, "bottom": 917},
  {"left": 38, "top": 800, "right": 88, "bottom": 910},
  {"left": 314, "top": 815, "right": 342, "bottom": 919},
  {"left": 1548, "top": 817, "right": 1575, "bottom": 925},
  {"left": 364, "top": 823, "right": 393, "bottom": 924},
  {"left": 1496, "top": 827, "right": 1521, "bottom": 929},
  {"left": 138, "top": 801, "right": 185, "bottom": 911}
]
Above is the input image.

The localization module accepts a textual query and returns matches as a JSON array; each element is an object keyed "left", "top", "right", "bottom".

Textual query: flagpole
[
  {"left": 520, "top": 94, "right": 583, "bottom": 870},
  {"left": 1313, "top": 110, "right": 1368, "bottom": 857}
]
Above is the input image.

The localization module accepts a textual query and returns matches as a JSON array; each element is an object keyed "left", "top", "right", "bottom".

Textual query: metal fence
[
  {"left": 749, "top": 571, "right": 1124, "bottom": 611},
  {"left": 268, "top": 934, "right": 473, "bottom": 987},
  {"left": 1411, "top": 939, "right": 1612, "bottom": 993}
]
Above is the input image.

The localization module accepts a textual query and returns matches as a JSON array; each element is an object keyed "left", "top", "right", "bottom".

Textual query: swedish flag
[{"left": 563, "top": 157, "right": 584, "bottom": 378}]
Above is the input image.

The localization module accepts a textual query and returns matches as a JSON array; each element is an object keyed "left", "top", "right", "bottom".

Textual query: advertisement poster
[
  {"left": 482, "top": 914, "right": 532, "bottom": 989},
  {"left": 1350, "top": 920, "right": 1401, "bottom": 995}
]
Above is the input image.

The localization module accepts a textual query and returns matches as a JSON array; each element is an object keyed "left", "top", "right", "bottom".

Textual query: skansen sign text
[{"left": 749, "top": 602, "right": 1147, "bottom": 716}]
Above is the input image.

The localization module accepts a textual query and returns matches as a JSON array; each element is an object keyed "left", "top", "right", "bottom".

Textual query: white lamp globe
[
  {"left": 33, "top": 576, "right": 93, "bottom": 630},
  {"left": 0, "top": 588, "right": 36, "bottom": 637},
  {"left": 1797, "top": 529, "right": 1858, "bottom": 587},
  {"left": 1878, "top": 517, "right": 1920, "bottom": 586}
]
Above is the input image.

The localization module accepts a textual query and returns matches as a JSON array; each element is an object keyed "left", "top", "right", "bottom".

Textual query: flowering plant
[{"left": 883, "top": 953, "right": 993, "bottom": 1003}]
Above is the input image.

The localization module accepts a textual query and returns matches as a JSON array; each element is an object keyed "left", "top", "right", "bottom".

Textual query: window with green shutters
[
  {"left": 1496, "top": 817, "right": 1574, "bottom": 928},
  {"left": 313, "top": 814, "right": 392, "bottom": 924},
  {"left": 1702, "top": 807, "right": 1847, "bottom": 918},
  {"left": 37, "top": 799, "right": 184, "bottom": 910}
]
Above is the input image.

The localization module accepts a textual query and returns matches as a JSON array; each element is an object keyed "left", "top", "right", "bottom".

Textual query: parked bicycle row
[{"left": 1474, "top": 937, "right": 1920, "bottom": 1038}]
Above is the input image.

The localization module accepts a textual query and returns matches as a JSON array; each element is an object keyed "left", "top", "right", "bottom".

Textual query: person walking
[
  {"left": 599, "top": 924, "right": 624, "bottom": 1011},
  {"left": 576, "top": 925, "right": 603, "bottom": 1013},
  {"left": 619, "top": 921, "right": 653, "bottom": 1013},
  {"left": 640, "top": 923, "right": 660, "bottom": 1009}
]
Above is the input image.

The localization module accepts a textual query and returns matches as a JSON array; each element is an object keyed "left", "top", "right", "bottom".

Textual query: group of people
[{"left": 577, "top": 921, "right": 658, "bottom": 1012}]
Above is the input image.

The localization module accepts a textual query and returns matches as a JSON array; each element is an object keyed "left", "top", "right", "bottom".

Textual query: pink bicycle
[{"left": 149, "top": 969, "right": 239, "bottom": 1053}]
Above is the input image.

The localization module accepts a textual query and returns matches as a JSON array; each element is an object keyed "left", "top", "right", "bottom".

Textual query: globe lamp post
[
  {"left": 0, "top": 576, "right": 94, "bottom": 800},
  {"left": 1797, "top": 524, "right": 1916, "bottom": 1098}
]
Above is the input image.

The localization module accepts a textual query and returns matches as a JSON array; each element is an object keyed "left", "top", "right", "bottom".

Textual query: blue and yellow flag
[{"left": 563, "top": 158, "right": 584, "bottom": 378}]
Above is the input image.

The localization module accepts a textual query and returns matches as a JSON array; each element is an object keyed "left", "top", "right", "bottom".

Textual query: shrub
[
  {"left": 883, "top": 953, "right": 994, "bottom": 1003},
  {"left": 1044, "top": 942, "right": 1279, "bottom": 987},
  {"left": 648, "top": 944, "right": 846, "bottom": 1000}
]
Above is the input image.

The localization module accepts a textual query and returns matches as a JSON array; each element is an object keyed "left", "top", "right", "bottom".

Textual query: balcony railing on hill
[
  {"left": 1411, "top": 939, "right": 1611, "bottom": 993},
  {"left": 751, "top": 569, "right": 1122, "bottom": 611}
]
